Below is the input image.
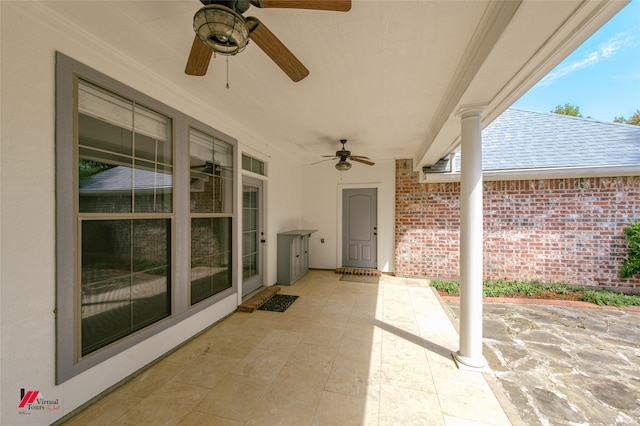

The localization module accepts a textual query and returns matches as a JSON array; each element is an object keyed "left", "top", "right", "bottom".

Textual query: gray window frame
[{"left": 55, "top": 52, "right": 238, "bottom": 383}]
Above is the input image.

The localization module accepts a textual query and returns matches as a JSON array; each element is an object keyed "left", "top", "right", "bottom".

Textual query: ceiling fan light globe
[
  {"left": 194, "top": 5, "right": 249, "bottom": 56},
  {"left": 335, "top": 161, "right": 351, "bottom": 171}
]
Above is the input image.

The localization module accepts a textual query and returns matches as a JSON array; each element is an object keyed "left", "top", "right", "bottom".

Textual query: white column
[{"left": 454, "top": 105, "right": 487, "bottom": 370}]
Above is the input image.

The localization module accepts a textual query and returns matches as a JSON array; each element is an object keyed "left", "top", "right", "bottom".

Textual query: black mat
[{"left": 258, "top": 294, "right": 299, "bottom": 312}]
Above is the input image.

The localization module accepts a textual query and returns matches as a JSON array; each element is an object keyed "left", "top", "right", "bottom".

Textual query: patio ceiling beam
[{"left": 414, "top": 0, "right": 522, "bottom": 171}]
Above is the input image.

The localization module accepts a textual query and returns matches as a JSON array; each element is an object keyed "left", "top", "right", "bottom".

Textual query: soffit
[{"left": 33, "top": 0, "right": 627, "bottom": 168}]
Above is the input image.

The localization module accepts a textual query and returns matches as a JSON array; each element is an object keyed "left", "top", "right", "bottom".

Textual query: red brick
[{"left": 395, "top": 159, "right": 640, "bottom": 287}]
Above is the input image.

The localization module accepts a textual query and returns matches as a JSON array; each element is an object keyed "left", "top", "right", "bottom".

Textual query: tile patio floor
[{"left": 61, "top": 270, "right": 515, "bottom": 425}]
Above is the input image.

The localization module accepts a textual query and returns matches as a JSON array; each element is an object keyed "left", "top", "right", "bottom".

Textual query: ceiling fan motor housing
[
  {"left": 201, "top": 0, "right": 251, "bottom": 14},
  {"left": 336, "top": 139, "right": 350, "bottom": 157}
]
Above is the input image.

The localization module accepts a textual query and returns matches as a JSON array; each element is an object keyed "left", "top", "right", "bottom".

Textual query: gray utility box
[{"left": 277, "top": 230, "right": 317, "bottom": 285}]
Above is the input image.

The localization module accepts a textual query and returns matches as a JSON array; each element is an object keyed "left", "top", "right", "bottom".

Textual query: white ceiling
[{"left": 40, "top": 0, "right": 626, "bottom": 168}]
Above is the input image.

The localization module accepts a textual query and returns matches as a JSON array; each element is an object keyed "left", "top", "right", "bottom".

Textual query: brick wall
[{"left": 395, "top": 159, "right": 640, "bottom": 288}]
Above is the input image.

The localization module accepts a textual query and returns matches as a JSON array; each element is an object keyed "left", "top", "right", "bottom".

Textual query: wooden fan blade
[
  {"left": 246, "top": 17, "right": 309, "bottom": 82},
  {"left": 185, "top": 35, "right": 213, "bottom": 76},
  {"left": 350, "top": 155, "right": 371, "bottom": 160},
  {"left": 351, "top": 157, "right": 375, "bottom": 166},
  {"left": 311, "top": 157, "right": 337, "bottom": 165},
  {"left": 250, "top": 0, "right": 351, "bottom": 11}
]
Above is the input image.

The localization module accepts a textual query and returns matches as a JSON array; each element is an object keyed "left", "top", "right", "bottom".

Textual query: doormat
[
  {"left": 258, "top": 294, "right": 299, "bottom": 312},
  {"left": 340, "top": 274, "right": 379, "bottom": 284},
  {"left": 336, "top": 268, "right": 381, "bottom": 277}
]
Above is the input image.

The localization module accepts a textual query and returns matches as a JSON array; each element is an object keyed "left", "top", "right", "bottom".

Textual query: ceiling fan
[
  {"left": 185, "top": 0, "right": 352, "bottom": 82},
  {"left": 313, "top": 139, "right": 375, "bottom": 171},
  {"left": 190, "top": 161, "right": 233, "bottom": 175}
]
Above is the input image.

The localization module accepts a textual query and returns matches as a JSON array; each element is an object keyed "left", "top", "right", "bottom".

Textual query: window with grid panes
[
  {"left": 77, "top": 80, "right": 172, "bottom": 356},
  {"left": 55, "top": 53, "right": 237, "bottom": 383},
  {"left": 242, "top": 153, "right": 265, "bottom": 175},
  {"left": 189, "top": 129, "right": 233, "bottom": 305}
]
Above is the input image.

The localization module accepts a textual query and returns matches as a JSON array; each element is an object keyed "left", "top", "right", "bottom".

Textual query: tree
[
  {"left": 621, "top": 221, "right": 640, "bottom": 279},
  {"left": 79, "top": 159, "right": 113, "bottom": 180},
  {"left": 551, "top": 103, "right": 583, "bottom": 117},
  {"left": 614, "top": 110, "right": 640, "bottom": 126}
]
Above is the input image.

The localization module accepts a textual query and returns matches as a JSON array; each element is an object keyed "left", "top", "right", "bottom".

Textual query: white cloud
[{"left": 536, "top": 31, "right": 636, "bottom": 87}]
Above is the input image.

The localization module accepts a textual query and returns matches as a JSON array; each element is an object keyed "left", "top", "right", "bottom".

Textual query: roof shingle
[{"left": 452, "top": 108, "right": 640, "bottom": 172}]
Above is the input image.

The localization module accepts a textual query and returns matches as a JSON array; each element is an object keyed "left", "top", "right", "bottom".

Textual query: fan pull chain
[{"left": 226, "top": 56, "right": 230, "bottom": 89}]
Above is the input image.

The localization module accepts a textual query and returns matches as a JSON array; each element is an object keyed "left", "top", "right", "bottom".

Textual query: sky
[{"left": 512, "top": 1, "right": 640, "bottom": 122}]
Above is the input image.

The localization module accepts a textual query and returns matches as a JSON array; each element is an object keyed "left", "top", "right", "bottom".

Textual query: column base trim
[{"left": 452, "top": 351, "right": 489, "bottom": 372}]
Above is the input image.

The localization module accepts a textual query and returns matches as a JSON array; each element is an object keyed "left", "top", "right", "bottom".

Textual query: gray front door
[
  {"left": 242, "top": 177, "right": 263, "bottom": 296},
  {"left": 342, "top": 188, "right": 377, "bottom": 269}
]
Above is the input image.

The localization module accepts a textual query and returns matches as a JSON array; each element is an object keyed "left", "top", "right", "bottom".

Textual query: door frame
[
  {"left": 336, "top": 183, "right": 382, "bottom": 269},
  {"left": 241, "top": 175, "right": 266, "bottom": 297}
]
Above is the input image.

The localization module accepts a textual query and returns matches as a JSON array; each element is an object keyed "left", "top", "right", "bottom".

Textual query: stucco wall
[
  {"left": 395, "top": 159, "right": 640, "bottom": 288},
  {"left": 0, "top": 3, "right": 303, "bottom": 424},
  {"left": 301, "top": 159, "right": 396, "bottom": 273}
]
